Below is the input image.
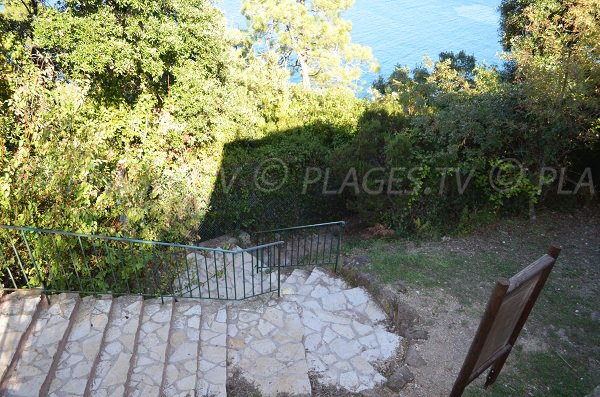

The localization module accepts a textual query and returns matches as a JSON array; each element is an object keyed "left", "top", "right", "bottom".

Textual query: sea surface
[{"left": 220, "top": 0, "right": 503, "bottom": 85}]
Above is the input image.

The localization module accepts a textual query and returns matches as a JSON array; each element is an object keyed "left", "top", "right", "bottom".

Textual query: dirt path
[{"left": 398, "top": 287, "right": 551, "bottom": 396}]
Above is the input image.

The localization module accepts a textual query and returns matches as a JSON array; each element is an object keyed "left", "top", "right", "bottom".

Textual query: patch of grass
[
  {"left": 361, "top": 240, "right": 522, "bottom": 303},
  {"left": 342, "top": 238, "right": 376, "bottom": 254},
  {"left": 465, "top": 350, "right": 592, "bottom": 397}
]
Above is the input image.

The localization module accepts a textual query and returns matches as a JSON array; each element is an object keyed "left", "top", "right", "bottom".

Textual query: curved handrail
[
  {"left": 0, "top": 225, "right": 283, "bottom": 253},
  {"left": 255, "top": 221, "right": 345, "bottom": 235},
  {"left": 0, "top": 225, "right": 285, "bottom": 300}
]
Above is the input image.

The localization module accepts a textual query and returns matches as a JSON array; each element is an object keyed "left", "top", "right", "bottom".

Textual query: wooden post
[{"left": 450, "top": 278, "right": 510, "bottom": 397}]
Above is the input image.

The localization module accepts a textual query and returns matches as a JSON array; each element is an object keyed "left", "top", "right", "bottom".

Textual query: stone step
[
  {"left": 0, "top": 261, "right": 400, "bottom": 396},
  {"left": 162, "top": 300, "right": 202, "bottom": 397},
  {"left": 227, "top": 300, "right": 311, "bottom": 397},
  {"left": 175, "top": 249, "right": 277, "bottom": 300},
  {"left": 285, "top": 268, "right": 402, "bottom": 392},
  {"left": 196, "top": 304, "right": 227, "bottom": 397},
  {"left": 304, "top": 267, "right": 349, "bottom": 292},
  {"left": 301, "top": 287, "right": 387, "bottom": 324},
  {"left": 284, "top": 267, "right": 349, "bottom": 302},
  {"left": 88, "top": 295, "right": 144, "bottom": 397},
  {"left": 47, "top": 296, "right": 112, "bottom": 397},
  {"left": 0, "top": 291, "right": 42, "bottom": 382},
  {"left": 280, "top": 269, "right": 310, "bottom": 295},
  {"left": 289, "top": 269, "right": 387, "bottom": 324},
  {"left": 300, "top": 306, "right": 400, "bottom": 392},
  {"left": 0, "top": 293, "right": 80, "bottom": 397},
  {"left": 126, "top": 298, "right": 173, "bottom": 397}
]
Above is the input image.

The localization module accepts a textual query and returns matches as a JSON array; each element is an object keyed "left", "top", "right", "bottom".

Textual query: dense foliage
[
  {"left": 336, "top": 0, "right": 599, "bottom": 234},
  {"left": 1, "top": 0, "right": 598, "bottom": 249},
  {"left": 0, "top": 0, "right": 361, "bottom": 244}
]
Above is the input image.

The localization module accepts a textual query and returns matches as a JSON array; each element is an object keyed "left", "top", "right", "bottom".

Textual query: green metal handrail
[
  {"left": 254, "top": 221, "right": 345, "bottom": 272},
  {"left": 0, "top": 225, "right": 284, "bottom": 301}
]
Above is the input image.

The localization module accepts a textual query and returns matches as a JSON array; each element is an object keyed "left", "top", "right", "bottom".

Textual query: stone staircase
[{"left": 0, "top": 268, "right": 402, "bottom": 396}]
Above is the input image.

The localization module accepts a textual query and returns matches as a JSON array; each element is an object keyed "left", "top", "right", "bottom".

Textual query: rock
[
  {"left": 198, "top": 234, "right": 237, "bottom": 249},
  {"left": 405, "top": 346, "right": 427, "bottom": 368},
  {"left": 339, "top": 371, "right": 359, "bottom": 389},
  {"left": 591, "top": 311, "right": 599, "bottom": 322},
  {"left": 587, "top": 385, "right": 600, "bottom": 397},
  {"left": 394, "top": 280, "right": 408, "bottom": 293},
  {"left": 237, "top": 231, "right": 252, "bottom": 248},
  {"left": 396, "top": 302, "right": 419, "bottom": 328},
  {"left": 379, "top": 285, "right": 399, "bottom": 303},
  {"left": 406, "top": 328, "right": 429, "bottom": 341},
  {"left": 386, "top": 366, "right": 414, "bottom": 392},
  {"left": 347, "top": 255, "right": 372, "bottom": 268}
]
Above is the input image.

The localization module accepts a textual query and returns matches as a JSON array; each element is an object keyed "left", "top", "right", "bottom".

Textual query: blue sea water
[{"left": 219, "top": 0, "right": 503, "bottom": 85}]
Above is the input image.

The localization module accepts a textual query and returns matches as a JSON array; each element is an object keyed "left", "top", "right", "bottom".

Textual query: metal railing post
[
  {"left": 277, "top": 245, "right": 281, "bottom": 298},
  {"left": 334, "top": 222, "right": 345, "bottom": 273},
  {"left": 21, "top": 231, "right": 49, "bottom": 295}
]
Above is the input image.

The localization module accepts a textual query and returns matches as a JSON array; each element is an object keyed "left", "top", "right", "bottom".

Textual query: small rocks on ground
[
  {"left": 405, "top": 346, "right": 427, "bottom": 368},
  {"left": 394, "top": 280, "right": 408, "bottom": 293},
  {"left": 386, "top": 366, "right": 414, "bottom": 392},
  {"left": 346, "top": 256, "right": 372, "bottom": 268},
  {"left": 405, "top": 328, "right": 429, "bottom": 341}
]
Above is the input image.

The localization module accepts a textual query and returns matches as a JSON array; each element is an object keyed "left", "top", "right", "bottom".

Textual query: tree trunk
[
  {"left": 297, "top": 50, "right": 311, "bottom": 89},
  {"left": 529, "top": 199, "right": 536, "bottom": 222}
]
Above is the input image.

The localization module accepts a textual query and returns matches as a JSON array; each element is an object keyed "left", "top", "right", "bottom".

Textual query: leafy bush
[{"left": 199, "top": 87, "right": 364, "bottom": 238}]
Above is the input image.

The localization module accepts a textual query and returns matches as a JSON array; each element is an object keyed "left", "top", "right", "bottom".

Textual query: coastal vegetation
[{"left": 0, "top": 0, "right": 598, "bottom": 243}]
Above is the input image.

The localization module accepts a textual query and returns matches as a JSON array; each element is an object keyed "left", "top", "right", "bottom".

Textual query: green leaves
[
  {"left": 242, "top": 0, "right": 377, "bottom": 90},
  {"left": 33, "top": 0, "right": 226, "bottom": 104}
]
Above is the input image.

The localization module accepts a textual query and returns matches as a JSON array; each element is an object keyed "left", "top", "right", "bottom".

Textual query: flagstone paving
[
  {"left": 0, "top": 293, "right": 79, "bottom": 397},
  {"left": 47, "top": 295, "right": 112, "bottom": 397},
  {"left": 162, "top": 300, "right": 201, "bottom": 397},
  {"left": 282, "top": 269, "right": 401, "bottom": 392},
  {"left": 0, "top": 290, "right": 41, "bottom": 382},
  {"left": 197, "top": 303, "right": 227, "bottom": 397},
  {"left": 227, "top": 298, "right": 312, "bottom": 396},
  {"left": 89, "top": 295, "right": 144, "bottom": 397},
  {"left": 0, "top": 266, "right": 402, "bottom": 396},
  {"left": 127, "top": 298, "right": 173, "bottom": 397}
]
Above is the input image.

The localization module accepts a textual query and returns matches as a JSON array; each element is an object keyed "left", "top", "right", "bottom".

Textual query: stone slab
[
  {"left": 89, "top": 295, "right": 143, "bottom": 397},
  {"left": 0, "top": 291, "right": 41, "bottom": 382},
  {"left": 227, "top": 300, "right": 311, "bottom": 396},
  {"left": 197, "top": 304, "right": 227, "bottom": 397},
  {"left": 162, "top": 300, "right": 202, "bottom": 397},
  {"left": 48, "top": 296, "right": 112, "bottom": 397},
  {"left": 0, "top": 293, "right": 79, "bottom": 397},
  {"left": 127, "top": 298, "right": 173, "bottom": 397}
]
